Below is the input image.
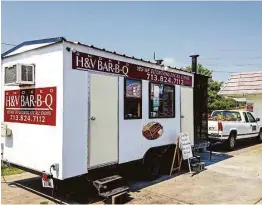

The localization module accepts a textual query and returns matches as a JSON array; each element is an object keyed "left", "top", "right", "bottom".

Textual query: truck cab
[{"left": 208, "top": 110, "right": 262, "bottom": 150}]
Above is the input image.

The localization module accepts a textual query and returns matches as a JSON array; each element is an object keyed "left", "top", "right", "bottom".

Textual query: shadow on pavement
[
  {"left": 12, "top": 175, "right": 105, "bottom": 204},
  {"left": 9, "top": 140, "right": 259, "bottom": 204},
  {"left": 208, "top": 138, "right": 259, "bottom": 153},
  {"left": 197, "top": 151, "right": 233, "bottom": 167},
  {"left": 200, "top": 138, "right": 260, "bottom": 167},
  {"left": 10, "top": 165, "right": 188, "bottom": 204}
]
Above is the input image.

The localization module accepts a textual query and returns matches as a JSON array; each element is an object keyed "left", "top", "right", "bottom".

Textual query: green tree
[{"left": 185, "top": 64, "right": 241, "bottom": 113}]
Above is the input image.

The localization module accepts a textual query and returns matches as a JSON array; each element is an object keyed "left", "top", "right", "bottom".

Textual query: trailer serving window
[
  {"left": 124, "top": 78, "right": 142, "bottom": 119},
  {"left": 149, "top": 83, "right": 175, "bottom": 119}
]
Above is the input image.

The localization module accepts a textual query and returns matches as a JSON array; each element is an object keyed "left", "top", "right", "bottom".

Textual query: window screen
[
  {"left": 149, "top": 83, "right": 175, "bottom": 118},
  {"left": 211, "top": 111, "right": 241, "bottom": 121},
  {"left": 124, "top": 78, "right": 142, "bottom": 119},
  {"left": 21, "top": 65, "right": 33, "bottom": 81}
]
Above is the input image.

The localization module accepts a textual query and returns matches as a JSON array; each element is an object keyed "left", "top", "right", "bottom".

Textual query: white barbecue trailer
[{"left": 1, "top": 37, "right": 208, "bottom": 183}]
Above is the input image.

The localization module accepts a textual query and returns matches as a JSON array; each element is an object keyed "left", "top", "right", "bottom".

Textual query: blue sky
[{"left": 2, "top": 1, "right": 262, "bottom": 82}]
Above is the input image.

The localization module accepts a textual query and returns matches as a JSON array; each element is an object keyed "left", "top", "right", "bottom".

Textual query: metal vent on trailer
[
  {"left": 4, "top": 64, "right": 35, "bottom": 86},
  {"left": 5, "top": 65, "right": 17, "bottom": 84}
]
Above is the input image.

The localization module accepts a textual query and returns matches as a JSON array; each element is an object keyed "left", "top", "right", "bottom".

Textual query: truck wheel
[
  {"left": 257, "top": 129, "right": 262, "bottom": 143},
  {"left": 143, "top": 155, "right": 161, "bottom": 181},
  {"left": 227, "top": 133, "right": 236, "bottom": 151}
]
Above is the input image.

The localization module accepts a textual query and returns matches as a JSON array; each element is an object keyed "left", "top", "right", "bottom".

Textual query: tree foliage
[{"left": 186, "top": 64, "right": 242, "bottom": 113}]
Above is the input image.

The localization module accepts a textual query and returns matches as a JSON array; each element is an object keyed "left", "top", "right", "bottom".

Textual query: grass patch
[
  {"left": 40, "top": 201, "right": 49, "bottom": 204},
  {"left": 1, "top": 164, "right": 24, "bottom": 176}
]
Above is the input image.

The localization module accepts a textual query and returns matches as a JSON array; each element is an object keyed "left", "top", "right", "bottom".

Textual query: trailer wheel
[
  {"left": 143, "top": 155, "right": 161, "bottom": 181},
  {"left": 159, "top": 145, "right": 175, "bottom": 175},
  {"left": 257, "top": 129, "right": 262, "bottom": 143},
  {"left": 227, "top": 132, "right": 236, "bottom": 151}
]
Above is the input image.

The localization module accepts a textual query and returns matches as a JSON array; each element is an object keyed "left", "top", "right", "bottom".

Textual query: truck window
[
  {"left": 243, "top": 112, "right": 249, "bottom": 123},
  {"left": 247, "top": 112, "right": 256, "bottom": 123},
  {"left": 124, "top": 78, "right": 142, "bottom": 119},
  {"left": 149, "top": 83, "right": 175, "bottom": 119},
  {"left": 211, "top": 111, "right": 241, "bottom": 121}
]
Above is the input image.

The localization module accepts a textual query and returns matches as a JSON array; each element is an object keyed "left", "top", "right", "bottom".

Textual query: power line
[
  {"left": 212, "top": 70, "right": 238, "bottom": 73},
  {"left": 202, "top": 56, "right": 262, "bottom": 60},
  {"left": 217, "top": 49, "right": 262, "bottom": 52},
  {"left": 1, "top": 42, "right": 261, "bottom": 73},
  {"left": 203, "top": 64, "right": 262, "bottom": 67},
  {"left": 174, "top": 60, "right": 262, "bottom": 67},
  {"left": 1, "top": 42, "right": 17, "bottom": 46}
]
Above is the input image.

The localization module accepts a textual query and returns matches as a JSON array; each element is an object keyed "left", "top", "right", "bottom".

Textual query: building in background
[{"left": 218, "top": 71, "right": 262, "bottom": 124}]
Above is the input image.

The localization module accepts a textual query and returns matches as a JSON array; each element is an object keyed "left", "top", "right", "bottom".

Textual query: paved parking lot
[{"left": 2, "top": 141, "right": 262, "bottom": 204}]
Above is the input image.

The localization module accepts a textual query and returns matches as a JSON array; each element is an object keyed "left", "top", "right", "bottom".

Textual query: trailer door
[
  {"left": 181, "top": 86, "right": 194, "bottom": 145},
  {"left": 89, "top": 73, "right": 119, "bottom": 168}
]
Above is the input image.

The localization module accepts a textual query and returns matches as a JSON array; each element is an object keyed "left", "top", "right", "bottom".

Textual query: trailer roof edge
[
  {"left": 2, "top": 37, "right": 209, "bottom": 78},
  {"left": 1, "top": 37, "right": 66, "bottom": 59},
  {"left": 65, "top": 40, "right": 198, "bottom": 76}
]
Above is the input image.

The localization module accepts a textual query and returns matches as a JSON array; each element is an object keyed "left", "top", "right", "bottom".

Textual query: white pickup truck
[{"left": 208, "top": 110, "right": 262, "bottom": 150}]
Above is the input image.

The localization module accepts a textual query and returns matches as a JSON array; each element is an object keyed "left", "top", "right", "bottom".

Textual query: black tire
[
  {"left": 227, "top": 133, "right": 236, "bottom": 151},
  {"left": 143, "top": 155, "right": 161, "bottom": 181},
  {"left": 257, "top": 129, "right": 262, "bottom": 143},
  {"left": 159, "top": 146, "right": 175, "bottom": 175}
]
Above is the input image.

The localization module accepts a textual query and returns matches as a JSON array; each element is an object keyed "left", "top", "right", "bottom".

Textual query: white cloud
[
  {"left": 163, "top": 58, "right": 176, "bottom": 67},
  {"left": 163, "top": 57, "right": 189, "bottom": 69}
]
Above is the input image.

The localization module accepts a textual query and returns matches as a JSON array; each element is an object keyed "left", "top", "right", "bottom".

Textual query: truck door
[
  {"left": 88, "top": 73, "right": 119, "bottom": 168},
  {"left": 246, "top": 112, "right": 259, "bottom": 138},
  {"left": 241, "top": 112, "right": 251, "bottom": 139}
]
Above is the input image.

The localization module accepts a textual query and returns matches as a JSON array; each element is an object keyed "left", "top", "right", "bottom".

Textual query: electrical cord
[
  {"left": 50, "top": 165, "right": 54, "bottom": 177},
  {"left": 1, "top": 169, "right": 8, "bottom": 184},
  {"left": 49, "top": 164, "right": 59, "bottom": 204},
  {"left": 2, "top": 160, "right": 61, "bottom": 204},
  {"left": 49, "top": 165, "right": 55, "bottom": 198},
  {"left": 1, "top": 152, "right": 8, "bottom": 184}
]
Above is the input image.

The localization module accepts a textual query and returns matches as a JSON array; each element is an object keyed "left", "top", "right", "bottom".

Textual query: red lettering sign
[
  {"left": 72, "top": 52, "right": 193, "bottom": 87},
  {"left": 246, "top": 103, "right": 254, "bottom": 112},
  {"left": 4, "top": 87, "right": 56, "bottom": 126}
]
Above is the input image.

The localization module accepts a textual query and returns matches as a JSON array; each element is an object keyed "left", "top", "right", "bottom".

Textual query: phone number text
[
  {"left": 147, "top": 73, "right": 184, "bottom": 85},
  {"left": 9, "top": 114, "right": 46, "bottom": 123}
]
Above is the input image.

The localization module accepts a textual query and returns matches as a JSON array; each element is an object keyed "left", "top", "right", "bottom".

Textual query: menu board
[{"left": 179, "top": 133, "right": 193, "bottom": 160}]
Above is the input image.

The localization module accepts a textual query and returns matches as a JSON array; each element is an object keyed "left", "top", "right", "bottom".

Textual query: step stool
[
  {"left": 191, "top": 162, "right": 205, "bottom": 172},
  {"left": 189, "top": 155, "right": 205, "bottom": 173},
  {"left": 190, "top": 156, "right": 201, "bottom": 163},
  {"left": 93, "top": 175, "right": 129, "bottom": 204}
]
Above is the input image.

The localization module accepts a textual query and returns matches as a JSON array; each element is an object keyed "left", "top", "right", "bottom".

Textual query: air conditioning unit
[{"left": 4, "top": 64, "right": 35, "bottom": 86}]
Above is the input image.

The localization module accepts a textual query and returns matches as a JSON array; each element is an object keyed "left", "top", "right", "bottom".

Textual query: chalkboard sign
[{"left": 179, "top": 133, "right": 193, "bottom": 160}]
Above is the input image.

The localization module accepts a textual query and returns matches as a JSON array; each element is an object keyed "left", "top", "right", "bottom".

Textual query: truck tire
[
  {"left": 257, "top": 129, "right": 262, "bottom": 143},
  {"left": 227, "top": 133, "right": 236, "bottom": 151}
]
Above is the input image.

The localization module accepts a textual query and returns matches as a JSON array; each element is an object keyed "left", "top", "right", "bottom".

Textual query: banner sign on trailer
[
  {"left": 4, "top": 87, "right": 56, "bottom": 126},
  {"left": 72, "top": 52, "right": 193, "bottom": 87}
]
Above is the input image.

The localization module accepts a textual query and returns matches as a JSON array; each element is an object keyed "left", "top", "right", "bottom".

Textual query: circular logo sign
[{"left": 142, "top": 122, "right": 164, "bottom": 140}]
